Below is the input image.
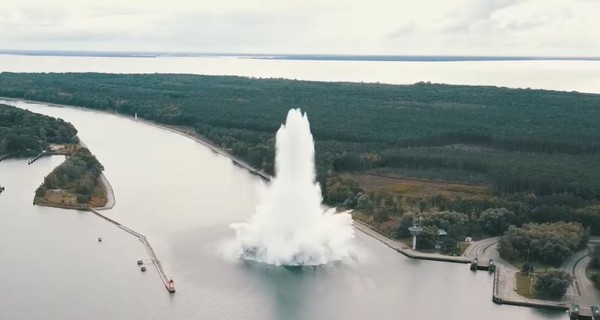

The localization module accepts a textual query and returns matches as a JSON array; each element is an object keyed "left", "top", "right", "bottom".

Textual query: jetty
[
  {"left": 27, "top": 151, "right": 47, "bottom": 165},
  {"left": 490, "top": 266, "right": 600, "bottom": 319},
  {"left": 89, "top": 208, "right": 175, "bottom": 293}
]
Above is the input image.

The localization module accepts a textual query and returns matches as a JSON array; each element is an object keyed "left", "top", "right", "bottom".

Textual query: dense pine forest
[
  {"left": 1, "top": 72, "right": 599, "bottom": 240},
  {"left": 0, "top": 103, "right": 78, "bottom": 156}
]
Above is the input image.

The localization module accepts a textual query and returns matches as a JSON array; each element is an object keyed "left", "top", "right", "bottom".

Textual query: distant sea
[
  {"left": 2, "top": 50, "right": 599, "bottom": 62},
  {"left": 1, "top": 50, "right": 600, "bottom": 93}
]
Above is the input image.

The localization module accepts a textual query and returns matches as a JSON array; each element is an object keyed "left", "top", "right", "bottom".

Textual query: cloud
[
  {"left": 17, "top": 30, "right": 129, "bottom": 42},
  {"left": 0, "top": 0, "right": 598, "bottom": 56},
  {"left": 441, "top": 0, "right": 526, "bottom": 32},
  {"left": 8, "top": 6, "right": 68, "bottom": 28},
  {"left": 388, "top": 21, "right": 415, "bottom": 38}
]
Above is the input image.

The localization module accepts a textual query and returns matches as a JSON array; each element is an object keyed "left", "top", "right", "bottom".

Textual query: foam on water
[{"left": 229, "top": 109, "right": 355, "bottom": 266}]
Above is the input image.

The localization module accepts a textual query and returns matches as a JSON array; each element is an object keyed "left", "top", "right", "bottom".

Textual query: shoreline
[
  {"left": 0, "top": 97, "right": 271, "bottom": 182},
  {"left": 353, "top": 219, "right": 471, "bottom": 264},
  {"left": 78, "top": 140, "right": 116, "bottom": 210},
  {"left": 95, "top": 172, "right": 116, "bottom": 210},
  {"left": 2, "top": 96, "right": 580, "bottom": 312},
  {"left": 32, "top": 172, "right": 114, "bottom": 211}
]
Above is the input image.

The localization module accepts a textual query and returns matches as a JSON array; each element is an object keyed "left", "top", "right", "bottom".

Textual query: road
[
  {"left": 463, "top": 237, "right": 499, "bottom": 260},
  {"left": 561, "top": 239, "right": 600, "bottom": 305}
]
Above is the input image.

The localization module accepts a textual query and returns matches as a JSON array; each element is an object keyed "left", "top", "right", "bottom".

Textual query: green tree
[
  {"left": 534, "top": 269, "right": 573, "bottom": 299},
  {"left": 478, "top": 208, "right": 516, "bottom": 236},
  {"left": 499, "top": 222, "right": 587, "bottom": 266},
  {"left": 590, "top": 244, "right": 600, "bottom": 268}
]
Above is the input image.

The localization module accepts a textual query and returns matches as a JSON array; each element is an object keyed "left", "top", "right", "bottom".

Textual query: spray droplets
[{"left": 229, "top": 109, "right": 355, "bottom": 266}]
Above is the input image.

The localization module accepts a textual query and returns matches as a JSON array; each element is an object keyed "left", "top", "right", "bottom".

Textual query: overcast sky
[{"left": 1, "top": 0, "right": 599, "bottom": 56}]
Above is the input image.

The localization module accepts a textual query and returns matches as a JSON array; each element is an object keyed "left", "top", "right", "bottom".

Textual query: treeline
[
  {"left": 35, "top": 147, "right": 104, "bottom": 204},
  {"left": 1, "top": 74, "right": 599, "bottom": 153},
  {"left": 0, "top": 73, "right": 598, "bottom": 198},
  {"left": 1, "top": 73, "right": 600, "bottom": 230},
  {"left": 498, "top": 222, "right": 588, "bottom": 266},
  {"left": 0, "top": 103, "right": 78, "bottom": 156}
]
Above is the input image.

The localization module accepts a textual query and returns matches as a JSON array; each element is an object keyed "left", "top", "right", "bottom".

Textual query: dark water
[{"left": 0, "top": 100, "right": 567, "bottom": 320}]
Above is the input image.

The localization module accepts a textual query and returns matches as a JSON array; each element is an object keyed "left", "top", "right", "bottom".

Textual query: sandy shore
[{"left": 95, "top": 173, "right": 115, "bottom": 210}]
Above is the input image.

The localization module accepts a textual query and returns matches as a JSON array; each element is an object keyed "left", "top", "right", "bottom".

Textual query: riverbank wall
[
  {"left": 492, "top": 267, "right": 570, "bottom": 311},
  {"left": 353, "top": 219, "right": 471, "bottom": 264}
]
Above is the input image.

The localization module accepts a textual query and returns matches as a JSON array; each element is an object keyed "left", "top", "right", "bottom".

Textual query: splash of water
[{"left": 229, "top": 109, "right": 355, "bottom": 266}]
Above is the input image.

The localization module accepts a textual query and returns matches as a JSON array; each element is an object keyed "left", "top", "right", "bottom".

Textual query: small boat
[{"left": 168, "top": 278, "right": 176, "bottom": 293}]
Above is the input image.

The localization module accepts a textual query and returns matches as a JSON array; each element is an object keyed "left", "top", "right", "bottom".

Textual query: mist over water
[{"left": 230, "top": 109, "right": 355, "bottom": 266}]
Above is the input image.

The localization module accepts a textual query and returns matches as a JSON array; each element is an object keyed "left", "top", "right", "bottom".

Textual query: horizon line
[{"left": 1, "top": 49, "right": 599, "bottom": 62}]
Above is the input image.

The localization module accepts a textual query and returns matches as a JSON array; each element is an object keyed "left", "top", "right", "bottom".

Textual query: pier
[
  {"left": 89, "top": 208, "right": 175, "bottom": 293},
  {"left": 27, "top": 151, "right": 47, "bottom": 165}
]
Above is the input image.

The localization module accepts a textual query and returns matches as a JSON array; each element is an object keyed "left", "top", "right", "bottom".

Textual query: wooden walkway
[{"left": 89, "top": 208, "right": 174, "bottom": 293}]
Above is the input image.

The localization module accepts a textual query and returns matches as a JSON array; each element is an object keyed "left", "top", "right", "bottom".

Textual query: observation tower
[{"left": 408, "top": 217, "right": 423, "bottom": 250}]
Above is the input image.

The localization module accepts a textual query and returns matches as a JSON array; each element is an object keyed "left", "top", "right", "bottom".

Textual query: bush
[
  {"left": 498, "top": 222, "right": 587, "bottom": 266},
  {"left": 522, "top": 263, "right": 535, "bottom": 276},
  {"left": 534, "top": 269, "right": 573, "bottom": 299},
  {"left": 590, "top": 272, "right": 600, "bottom": 288},
  {"left": 77, "top": 195, "right": 90, "bottom": 204},
  {"left": 478, "top": 208, "right": 515, "bottom": 236},
  {"left": 590, "top": 244, "right": 600, "bottom": 268}
]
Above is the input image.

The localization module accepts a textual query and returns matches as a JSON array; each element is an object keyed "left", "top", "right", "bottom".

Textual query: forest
[
  {"left": 35, "top": 147, "right": 105, "bottom": 207},
  {"left": 0, "top": 103, "right": 78, "bottom": 156},
  {"left": 1, "top": 72, "right": 599, "bottom": 238}
]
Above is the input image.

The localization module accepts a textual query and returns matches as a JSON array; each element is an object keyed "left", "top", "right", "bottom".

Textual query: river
[{"left": 0, "top": 99, "right": 566, "bottom": 319}]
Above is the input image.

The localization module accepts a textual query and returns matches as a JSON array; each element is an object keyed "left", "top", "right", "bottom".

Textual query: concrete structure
[{"left": 408, "top": 217, "right": 423, "bottom": 250}]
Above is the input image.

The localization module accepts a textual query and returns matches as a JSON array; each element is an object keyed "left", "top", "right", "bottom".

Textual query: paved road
[
  {"left": 463, "top": 237, "right": 499, "bottom": 259},
  {"left": 561, "top": 239, "right": 600, "bottom": 305}
]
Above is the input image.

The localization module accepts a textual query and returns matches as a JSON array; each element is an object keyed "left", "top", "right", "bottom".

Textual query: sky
[{"left": 1, "top": 0, "right": 599, "bottom": 56}]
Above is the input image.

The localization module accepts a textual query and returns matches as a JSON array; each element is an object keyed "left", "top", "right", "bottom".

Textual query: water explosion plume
[{"left": 230, "top": 109, "right": 355, "bottom": 266}]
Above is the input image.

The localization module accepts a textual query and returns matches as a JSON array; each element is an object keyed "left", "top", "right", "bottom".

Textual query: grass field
[{"left": 515, "top": 272, "right": 537, "bottom": 299}]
